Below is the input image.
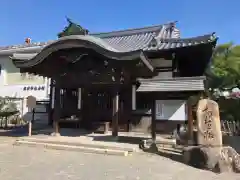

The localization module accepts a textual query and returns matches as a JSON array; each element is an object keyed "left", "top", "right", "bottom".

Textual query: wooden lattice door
[{"left": 82, "top": 87, "right": 112, "bottom": 123}]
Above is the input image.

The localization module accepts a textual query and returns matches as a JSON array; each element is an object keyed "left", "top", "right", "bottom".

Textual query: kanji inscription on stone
[{"left": 196, "top": 99, "right": 222, "bottom": 146}]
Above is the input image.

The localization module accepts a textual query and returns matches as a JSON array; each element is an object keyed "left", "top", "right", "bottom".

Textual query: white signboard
[{"left": 156, "top": 100, "right": 187, "bottom": 121}]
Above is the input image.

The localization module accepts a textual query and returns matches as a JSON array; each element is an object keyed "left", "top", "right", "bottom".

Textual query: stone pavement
[{"left": 0, "top": 141, "right": 239, "bottom": 180}]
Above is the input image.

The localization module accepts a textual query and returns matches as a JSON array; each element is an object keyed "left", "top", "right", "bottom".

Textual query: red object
[{"left": 25, "top": 38, "right": 31, "bottom": 44}]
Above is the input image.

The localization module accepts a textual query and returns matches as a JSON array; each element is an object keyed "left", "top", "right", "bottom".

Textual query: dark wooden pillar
[
  {"left": 187, "top": 100, "right": 194, "bottom": 144},
  {"left": 48, "top": 79, "right": 53, "bottom": 125},
  {"left": 126, "top": 86, "right": 132, "bottom": 132},
  {"left": 112, "top": 90, "right": 119, "bottom": 137},
  {"left": 151, "top": 98, "right": 156, "bottom": 142},
  {"left": 52, "top": 79, "right": 61, "bottom": 136}
]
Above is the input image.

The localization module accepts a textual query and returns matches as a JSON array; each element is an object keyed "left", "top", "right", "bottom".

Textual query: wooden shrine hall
[{"left": 11, "top": 19, "right": 218, "bottom": 141}]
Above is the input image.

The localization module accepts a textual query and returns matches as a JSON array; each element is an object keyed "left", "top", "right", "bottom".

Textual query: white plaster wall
[
  {"left": 0, "top": 55, "right": 49, "bottom": 98},
  {"left": 0, "top": 84, "right": 48, "bottom": 99},
  {"left": 0, "top": 55, "right": 50, "bottom": 115},
  {"left": 0, "top": 61, "right": 4, "bottom": 86}
]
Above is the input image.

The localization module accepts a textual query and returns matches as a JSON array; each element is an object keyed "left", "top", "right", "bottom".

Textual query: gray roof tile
[
  {"left": 145, "top": 33, "right": 217, "bottom": 51},
  {"left": 100, "top": 32, "right": 155, "bottom": 52},
  {"left": 0, "top": 22, "right": 179, "bottom": 52},
  {"left": 96, "top": 23, "right": 181, "bottom": 52},
  {"left": 137, "top": 76, "right": 206, "bottom": 92},
  {"left": 1, "top": 22, "right": 216, "bottom": 53}
]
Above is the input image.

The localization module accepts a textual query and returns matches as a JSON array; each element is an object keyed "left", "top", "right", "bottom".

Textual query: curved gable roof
[{"left": 11, "top": 35, "right": 155, "bottom": 73}]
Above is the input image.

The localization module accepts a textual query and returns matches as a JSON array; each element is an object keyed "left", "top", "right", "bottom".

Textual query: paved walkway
[{"left": 0, "top": 142, "right": 238, "bottom": 180}]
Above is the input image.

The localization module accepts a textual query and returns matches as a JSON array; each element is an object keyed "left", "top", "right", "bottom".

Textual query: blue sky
[{"left": 0, "top": 0, "right": 239, "bottom": 46}]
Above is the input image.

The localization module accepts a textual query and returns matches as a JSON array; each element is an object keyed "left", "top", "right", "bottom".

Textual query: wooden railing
[{"left": 221, "top": 120, "right": 240, "bottom": 136}]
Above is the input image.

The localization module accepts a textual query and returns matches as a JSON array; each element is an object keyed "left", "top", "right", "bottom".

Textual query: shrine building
[{"left": 10, "top": 18, "right": 218, "bottom": 139}]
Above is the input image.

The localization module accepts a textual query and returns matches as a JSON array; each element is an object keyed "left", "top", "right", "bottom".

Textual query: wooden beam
[{"left": 139, "top": 52, "right": 154, "bottom": 72}]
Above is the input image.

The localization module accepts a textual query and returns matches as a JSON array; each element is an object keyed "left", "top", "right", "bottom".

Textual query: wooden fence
[{"left": 221, "top": 120, "right": 240, "bottom": 136}]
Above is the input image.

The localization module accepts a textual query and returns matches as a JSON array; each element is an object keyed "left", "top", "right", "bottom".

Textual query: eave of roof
[
  {"left": 145, "top": 33, "right": 218, "bottom": 51},
  {"left": 11, "top": 35, "right": 155, "bottom": 75},
  {"left": 8, "top": 32, "right": 217, "bottom": 64},
  {"left": 10, "top": 32, "right": 217, "bottom": 69}
]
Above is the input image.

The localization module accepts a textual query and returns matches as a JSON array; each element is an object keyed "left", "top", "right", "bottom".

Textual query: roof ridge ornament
[
  {"left": 210, "top": 32, "right": 217, "bottom": 41},
  {"left": 58, "top": 17, "right": 89, "bottom": 38}
]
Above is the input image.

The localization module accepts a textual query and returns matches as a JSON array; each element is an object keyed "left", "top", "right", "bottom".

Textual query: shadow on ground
[
  {"left": 141, "top": 143, "right": 186, "bottom": 165},
  {"left": 0, "top": 126, "right": 150, "bottom": 146},
  {"left": 0, "top": 125, "right": 52, "bottom": 137},
  {"left": 0, "top": 126, "right": 29, "bottom": 137},
  {"left": 89, "top": 135, "right": 149, "bottom": 144}
]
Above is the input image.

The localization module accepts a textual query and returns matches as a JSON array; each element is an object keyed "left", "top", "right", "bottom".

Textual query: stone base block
[
  {"left": 50, "top": 132, "right": 61, "bottom": 137},
  {"left": 183, "top": 145, "right": 240, "bottom": 173}
]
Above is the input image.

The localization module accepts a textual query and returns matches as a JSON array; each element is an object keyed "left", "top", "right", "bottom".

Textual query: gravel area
[{"left": 0, "top": 141, "right": 239, "bottom": 180}]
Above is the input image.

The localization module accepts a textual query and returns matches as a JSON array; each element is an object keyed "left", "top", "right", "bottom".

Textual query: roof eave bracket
[{"left": 139, "top": 51, "right": 154, "bottom": 72}]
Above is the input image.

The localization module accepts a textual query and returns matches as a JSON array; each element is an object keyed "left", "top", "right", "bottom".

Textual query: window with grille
[{"left": 156, "top": 102, "right": 164, "bottom": 118}]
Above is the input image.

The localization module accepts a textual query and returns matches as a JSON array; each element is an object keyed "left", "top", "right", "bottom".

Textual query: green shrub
[{"left": 0, "top": 96, "right": 18, "bottom": 117}]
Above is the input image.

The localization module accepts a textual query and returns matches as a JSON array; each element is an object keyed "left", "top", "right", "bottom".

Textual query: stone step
[
  {"left": 156, "top": 142, "right": 176, "bottom": 148},
  {"left": 16, "top": 137, "right": 138, "bottom": 152},
  {"left": 14, "top": 140, "right": 130, "bottom": 156},
  {"left": 141, "top": 138, "right": 176, "bottom": 148}
]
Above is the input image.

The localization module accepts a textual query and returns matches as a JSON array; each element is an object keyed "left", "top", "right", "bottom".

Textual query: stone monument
[
  {"left": 183, "top": 98, "right": 240, "bottom": 173},
  {"left": 196, "top": 99, "right": 222, "bottom": 146}
]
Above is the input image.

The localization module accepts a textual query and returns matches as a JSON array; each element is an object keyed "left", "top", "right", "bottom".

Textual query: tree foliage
[
  {"left": 207, "top": 43, "right": 240, "bottom": 90},
  {"left": 0, "top": 97, "right": 18, "bottom": 117},
  {"left": 207, "top": 43, "right": 240, "bottom": 121}
]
